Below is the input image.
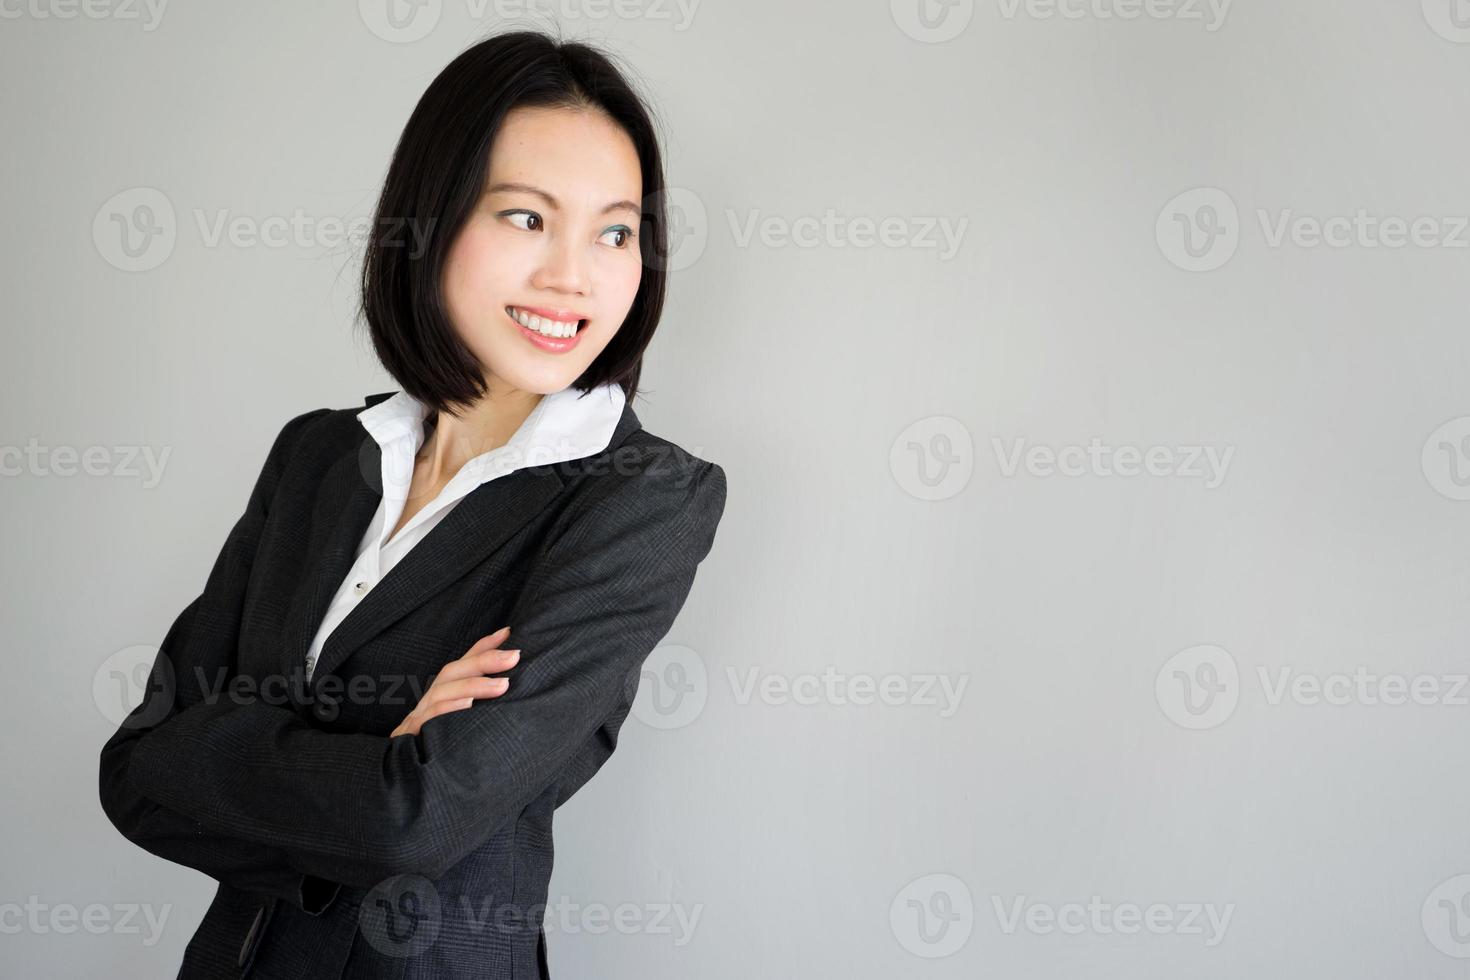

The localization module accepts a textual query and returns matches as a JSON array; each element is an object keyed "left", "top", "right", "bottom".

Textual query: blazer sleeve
[
  {"left": 98, "top": 406, "right": 343, "bottom": 916},
  {"left": 123, "top": 456, "right": 728, "bottom": 888}
]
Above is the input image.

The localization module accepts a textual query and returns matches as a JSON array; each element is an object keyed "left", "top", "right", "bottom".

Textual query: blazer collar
[{"left": 279, "top": 387, "right": 642, "bottom": 686}]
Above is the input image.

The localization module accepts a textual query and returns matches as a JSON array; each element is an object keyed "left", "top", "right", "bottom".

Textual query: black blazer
[{"left": 98, "top": 391, "right": 728, "bottom": 979}]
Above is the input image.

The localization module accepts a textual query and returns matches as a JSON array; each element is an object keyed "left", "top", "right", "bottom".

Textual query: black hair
[{"left": 358, "top": 28, "right": 670, "bottom": 418}]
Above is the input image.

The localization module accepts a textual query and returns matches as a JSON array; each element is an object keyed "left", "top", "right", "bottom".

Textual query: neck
[{"left": 418, "top": 383, "right": 545, "bottom": 483}]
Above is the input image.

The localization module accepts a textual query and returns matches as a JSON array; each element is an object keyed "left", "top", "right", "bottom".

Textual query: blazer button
[{"left": 237, "top": 904, "right": 266, "bottom": 968}]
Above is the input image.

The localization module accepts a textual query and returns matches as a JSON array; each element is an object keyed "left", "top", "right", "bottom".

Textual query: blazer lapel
[
  {"left": 277, "top": 439, "right": 382, "bottom": 683},
  {"left": 281, "top": 391, "right": 643, "bottom": 685}
]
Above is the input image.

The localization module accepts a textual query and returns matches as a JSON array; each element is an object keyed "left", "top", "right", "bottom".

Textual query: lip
[
  {"left": 507, "top": 304, "right": 589, "bottom": 323},
  {"left": 504, "top": 305, "right": 585, "bottom": 354}
]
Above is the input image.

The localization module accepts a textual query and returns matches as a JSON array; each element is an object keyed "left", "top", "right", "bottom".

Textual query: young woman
[{"left": 98, "top": 29, "right": 727, "bottom": 980}]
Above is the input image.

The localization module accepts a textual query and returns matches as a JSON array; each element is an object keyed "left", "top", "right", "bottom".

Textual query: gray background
[{"left": 4, "top": 0, "right": 1469, "bottom": 976}]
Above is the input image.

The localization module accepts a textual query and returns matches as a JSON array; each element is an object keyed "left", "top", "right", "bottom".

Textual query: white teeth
[{"left": 507, "top": 306, "right": 580, "bottom": 339}]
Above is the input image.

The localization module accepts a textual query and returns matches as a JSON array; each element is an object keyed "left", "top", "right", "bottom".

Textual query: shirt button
[
  {"left": 353, "top": 580, "right": 369, "bottom": 596},
  {"left": 305, "top": 653, "right": 316, "bottom": 672}
]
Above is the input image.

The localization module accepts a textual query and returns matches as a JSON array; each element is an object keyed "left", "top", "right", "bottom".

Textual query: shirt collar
[{"left": 356, "top": 382, "right": 627, "bottom": 479}]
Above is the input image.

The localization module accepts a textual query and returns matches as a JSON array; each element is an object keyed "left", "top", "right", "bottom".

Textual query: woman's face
[{"left": 442, "top": 105, "right": 645, "bottom": 396}]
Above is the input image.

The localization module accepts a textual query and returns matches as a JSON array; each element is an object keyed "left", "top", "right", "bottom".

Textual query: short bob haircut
[{"left": 358, "top": 29, "right": 669, "bottom": 418}]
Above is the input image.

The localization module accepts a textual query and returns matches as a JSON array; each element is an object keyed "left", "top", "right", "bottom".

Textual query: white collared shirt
[{"left": 304, "top": 382, "right": 627, "bottom": 680}]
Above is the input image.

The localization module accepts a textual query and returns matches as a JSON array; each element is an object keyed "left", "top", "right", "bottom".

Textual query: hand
[{"left": 390, "top": 626, "right": 520, "bottom": 738}]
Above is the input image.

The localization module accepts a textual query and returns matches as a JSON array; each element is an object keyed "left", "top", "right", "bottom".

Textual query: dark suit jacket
[{"left": 98, "top": 391, "right": 728, "bottom": 979}]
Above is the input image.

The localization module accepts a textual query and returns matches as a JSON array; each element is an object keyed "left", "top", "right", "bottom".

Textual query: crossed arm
[{"left": 99, "top": 408, "right": 727, "bottom": 911}]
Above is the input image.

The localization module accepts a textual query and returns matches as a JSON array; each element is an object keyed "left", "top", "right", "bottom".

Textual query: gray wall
[{"left": 4, "top": 1, "right": 1469, "bottom": 976}]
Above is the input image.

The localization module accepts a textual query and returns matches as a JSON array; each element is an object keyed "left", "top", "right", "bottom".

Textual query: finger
[
  {"left": 430, "top": 676, "right": 509, "bottom": 704},
  {"left": 419, "top": 696, "right": 476, "bottom": 723},
  {"left": 479, "top": 648, "right": 520, "bottom": 672},
  {"left": 434, "top": 648, "right": 520, "bottom": 685},
  {"left": 461, "top": 627, "right": 512, "bottom": 659}
]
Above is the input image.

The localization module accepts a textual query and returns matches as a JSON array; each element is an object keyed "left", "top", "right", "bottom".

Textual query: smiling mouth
[{"left": 505, "top": 305, "right": 587, "bottom": 339}]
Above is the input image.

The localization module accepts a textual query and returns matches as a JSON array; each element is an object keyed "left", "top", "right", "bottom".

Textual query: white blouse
[{"left": 303, "top": 382, "right": 627, "bottom": 680}]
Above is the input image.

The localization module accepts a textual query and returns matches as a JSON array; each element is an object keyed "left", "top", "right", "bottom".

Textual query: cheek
[
  {"left": 445, "top": 223, "right": 519, "bottom": 301},
  {"left": 597, "top": 257, "right": 643, "bottom": 317}
]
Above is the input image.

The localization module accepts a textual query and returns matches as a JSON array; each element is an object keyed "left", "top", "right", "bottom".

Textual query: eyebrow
[{"left": 485, "top": 181, "right": 641, "bottom": 219}]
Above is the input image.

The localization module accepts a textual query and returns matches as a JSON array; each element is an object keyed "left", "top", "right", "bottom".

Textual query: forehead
[{"left": 486, "top": 105, "right": 642, "bottom": 200}]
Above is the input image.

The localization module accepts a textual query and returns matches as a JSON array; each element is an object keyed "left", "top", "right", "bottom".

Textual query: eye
[
  {"left": 501, "top": 209, "right": 542, "bottom": 232},
  {"left": 599, "top": 225, "right": 636, "bottom": 249}
]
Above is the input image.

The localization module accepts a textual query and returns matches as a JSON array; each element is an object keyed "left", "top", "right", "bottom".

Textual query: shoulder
[
  {"left": 571, "top": 424, "right": 724, "bottom": 504},
  {"left": 259, "top": 406, "right": 335, "bottom": 468},
  {"left": 263, "top": 393, "right": 390, "bottom": 464},
  {"left": 544, "top": 423, "right": 729, "bottom": 556}
]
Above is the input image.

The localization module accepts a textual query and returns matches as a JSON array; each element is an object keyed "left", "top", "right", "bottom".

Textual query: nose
[{"left": 530, "top": 231, "right": 591, "bottom": 295}]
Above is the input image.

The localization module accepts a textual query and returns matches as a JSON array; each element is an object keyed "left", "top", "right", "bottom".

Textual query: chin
[{"left": 479, "top": 358, "right": 586, "bottom": 396}]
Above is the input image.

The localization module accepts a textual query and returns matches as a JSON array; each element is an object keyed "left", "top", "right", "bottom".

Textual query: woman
[{"left": 97, "top": 29, "right": 727, "bottom": 980}]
